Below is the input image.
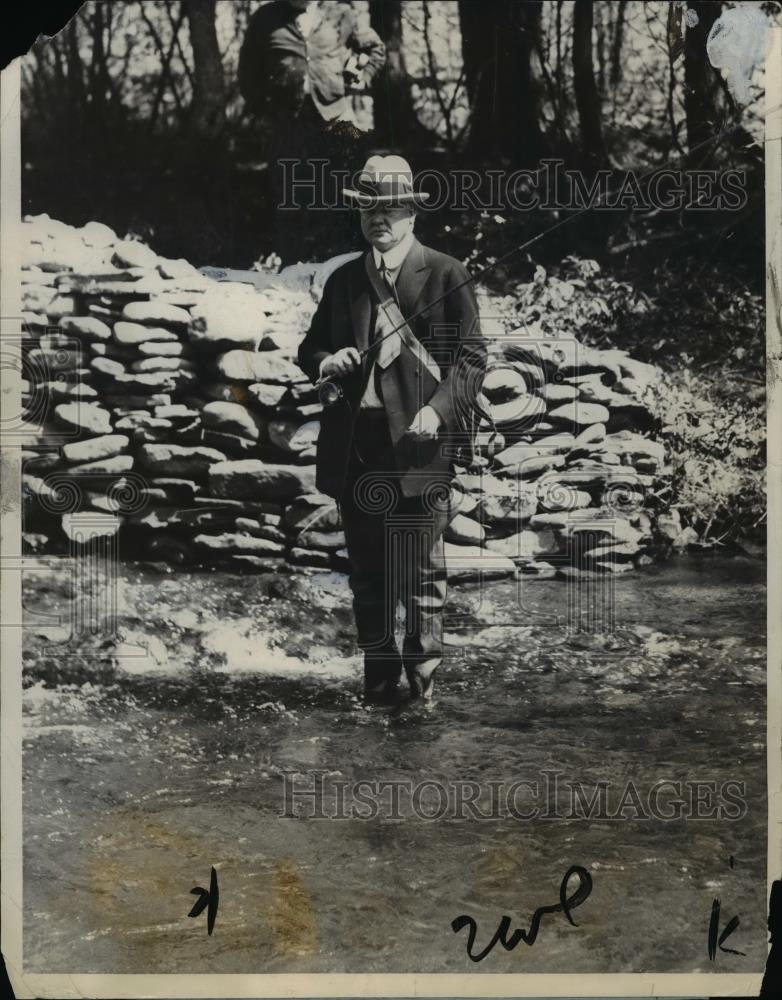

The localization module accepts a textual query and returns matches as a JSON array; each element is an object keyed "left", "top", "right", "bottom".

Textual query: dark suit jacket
[{"left": 297, "top": 239, "right": 487, "bottom": 499}]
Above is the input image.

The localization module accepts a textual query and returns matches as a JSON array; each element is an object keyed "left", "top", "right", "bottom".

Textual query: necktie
[{"left": 379, "top": 258, "right": 400, "bottom": 307}]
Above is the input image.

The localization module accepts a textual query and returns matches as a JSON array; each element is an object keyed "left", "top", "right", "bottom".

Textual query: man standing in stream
[{"left": 297, "top": 155, "right": 487, "bottom": 707}]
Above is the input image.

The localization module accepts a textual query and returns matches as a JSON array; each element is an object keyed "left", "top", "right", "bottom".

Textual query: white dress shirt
[
  {"left": 360, "top": 231, "right": 415, "bottom": 409},
  {"left": 318, "top": 230, "right": 416, "bottom": 411}
]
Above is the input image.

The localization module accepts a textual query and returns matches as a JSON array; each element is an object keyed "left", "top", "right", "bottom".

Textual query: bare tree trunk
[
  {"left": 183, "top": 0, "right": 225, "bottom": 139},
  {"left": 458, "top": 0, "right": 545, "bottom": 165},
  {"left": 595, "top": 3, "right": 606, "bottom": 95},
  {"left": 609, "top": 0, "right": 628, "bottom": 86},
  {"left": 369, "top": 0, "right": 420, "bottom": 148},
  {"left": 573, "top": 0, "right": 607, "bottom": 164},
  {"left": 683, "top": 0, "right": 722, "bottom": 165}
]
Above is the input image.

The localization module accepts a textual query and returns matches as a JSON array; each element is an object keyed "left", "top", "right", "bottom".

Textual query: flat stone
[
  {"left": 537, "top": 482, "right": 593, "bottom": 512},
  {"left": 547, "top": 402, "right": 610, "bottom": 431},
  {"left": 114, "top": 321, "right": 178, "bottom": 345},
  {"left": 584, "top": 559, "right": 635, "bottom": 574},
  {"left": 572, "top": 423, "right": 607, "bottom": 448},
  {"left": 612, "top": 377, "right": 644, "bottom": 396},
  {"left": 80, "top": 221, "right": 117, "bottom": 248},
  {"left": 122, "top": 300, "right": 191, "bottom": 327},
  {"left": 229, "top": 555, "right": 287, "bottom": 572},
  {"left": 282, "top": 497, "right": 341, "bottom": 532},
  {"left": 136, "top": 340, "right": 185, "bottom": 357},
  {"left": 217, "top": 349, "right": 307, "bottom": 385},
  {"left": 247, "top": 383, "right": 287, "bottom": 408},
  {"left": 616, "top": 355, "right": 658, "bottom": 388},
  {"left": 438, "top": 543, "right": 517, "bottom": 583},
  {"left": 188, "top": 287, "right": 267, "bottom": 349},
  {"left": 68, "top": 454, "right": 134, "bottom": 475},
  {"left": 479, "top": 490, "right": 538, "bottom": 526},
  {"left": 297, "top": 529, "right": 346, "bottom": 551},
  {"left": 456, "top": 472, "right": 516, "bottom": 496},
  {"left": 41, "top": 380, "right": 98, "bottom": 402},
  {"left": 112, "top": 240, "right": 159, "bottom": 269},
  {"left": 155, "top": 404, "right": 200, "bottom": 422},
  {"left": 583, "top": 541, "right": 642, "bottom": 562},
  {"left": 528, "top": 508, "right": 605, "bottom": 530},
  {"left": 62, "top": 433, "right": 129, "bottom": 465},
  {"left": 60, "top": 316, "right": 111, "bottom": 340},
  {"left": 566, "top": 520, "right": 644, "bottom": 547},
  {"left": 482, "top": 365, "right": 532, "bottom": 402},
  {"left": 210, "top": 459, "right": 316, "bottom": 502},
  {"left": 46, "top": 295, "right": 77, "bottom": 319},
  {"left": 131, "top": 357, "right": 190, "bottom": 373},
  {"left": 90, "top": 358, "right": 125, "bottom": 379},
  {"left": 556, "top": 462, "right": 641, "bottom": 487},
  {"left": 202, "top": 430, "right": 260, "bottom": 457},
  {"left": 202, "top": 401, "right": 263, "bottom": 440},
  {"left": 158, "top": 257, "right": 200, "bottom": 280},
  {"left": 494, "top": 443, "right": 544, "bottom": 467},
  {"left": 489, "top": 394, "right": 547, "bottom": 428},
  {"left": 444, "top": 513, "right": 485, "bottom": 546},
  {"left": 194, "top": 533, "right": 285, "bottom": 556},
  {"left": 139, "top": 444, "right": 227, "bottom": 479},
  {"left": 537, "top": 383, "right": 577, "bottom": 404},
  {"left": 288, "top": 547, "right": 331, "bottom": 568},
  {"left": 449, "top": 486, "right": 479, "bottom": 517},
  {"left": 296, "top": 402, "right": 323, "bottom": 418},
  {"left": 577, "top": 383, "right": 616, "bottom": 406},
  {"left": 235, "top": 518, "right": 287, "bottom": 544},
  {"left": 54, "top": 402, "right": 112, "bottom": 434},
  {"left": 496, "top": 454, "right": 566, "bottom": 479},
  {"left": 113, "top": 371, "right": 180, "bottom": 392},
  {"left": 150, "top": 478, "right": 201, "bottom": 503},
  {"left": 260, "top": 330, "right": 301, "bottom": 353},
  {"left": 268, "top": 419, "right": 319, "bottom": 454},
  {"left": 485, "top": 529, "right": 558, "bottom": 560},
  {"left": 518, "top": 561, "right": 558, "bottom": 578}
]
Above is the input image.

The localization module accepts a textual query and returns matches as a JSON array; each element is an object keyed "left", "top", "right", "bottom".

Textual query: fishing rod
[{"left": 315, "top": 104, "right": 771, "bottom": 408}]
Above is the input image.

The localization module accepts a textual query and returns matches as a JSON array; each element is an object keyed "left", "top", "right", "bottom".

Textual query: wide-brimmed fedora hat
[{"left": 343, "top": 155, "right": 430, "bottom": 208}]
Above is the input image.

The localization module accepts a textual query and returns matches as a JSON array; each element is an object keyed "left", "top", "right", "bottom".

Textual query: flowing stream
[{"left": 21, "top": 554, "right": 767, "bottom": 973}]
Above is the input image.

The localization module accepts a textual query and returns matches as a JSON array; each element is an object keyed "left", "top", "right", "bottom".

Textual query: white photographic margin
[{"left": 1, "top": 24, "right": 780, "bottom": 1000}]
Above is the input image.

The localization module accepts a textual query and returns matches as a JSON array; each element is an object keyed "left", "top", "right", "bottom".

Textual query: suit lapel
[
  {"left": 348, "top": 256, "right": 372, "bottom": 352},
  {"left": 395, "top": 239, "right": 432, "bottom": 319}
]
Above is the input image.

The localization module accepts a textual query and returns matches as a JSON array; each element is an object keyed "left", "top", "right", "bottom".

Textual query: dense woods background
[
  {"left": 22, "top": 1, "right": 770, "bottom": 266},
  {"left": 21, "top": 0, "right": 775, "bottom": 543}
]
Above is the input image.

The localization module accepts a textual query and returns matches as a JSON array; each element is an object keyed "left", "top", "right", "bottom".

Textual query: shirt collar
[{"left": 372, "top": 230, "right": 415, "bottom": 275}]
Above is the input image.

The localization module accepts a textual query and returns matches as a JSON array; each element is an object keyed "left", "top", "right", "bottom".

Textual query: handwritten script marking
[
  {"left": 451, "top": 864, "right": 593, "bottom": 962},
  {"left": 189, "top": 866, "right": 219, "bottom": 936}
]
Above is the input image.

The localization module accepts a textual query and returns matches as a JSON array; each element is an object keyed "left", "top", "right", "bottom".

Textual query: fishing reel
[{"left": 317, "top": 377, "right": 345, "bottom": 407}]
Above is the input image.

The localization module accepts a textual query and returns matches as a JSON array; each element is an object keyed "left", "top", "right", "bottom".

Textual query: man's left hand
[{"left": 405, "top": 405, "right": 442, "bottom": 442}]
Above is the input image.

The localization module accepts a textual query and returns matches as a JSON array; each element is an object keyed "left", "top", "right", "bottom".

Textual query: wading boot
[{"left": 363, "top": 656, "right": 403, "bottom": 707}]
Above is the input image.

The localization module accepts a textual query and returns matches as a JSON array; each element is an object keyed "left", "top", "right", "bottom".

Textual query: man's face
[{"left": 360, "top": 203, "right": 415, "bottom": 252}]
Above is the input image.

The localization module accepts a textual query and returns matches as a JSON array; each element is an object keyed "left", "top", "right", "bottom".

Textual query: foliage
[
  {"left": 474, "top": 250, "right": 766, "bottom": 546},
  {"left": 652, "top": 368, "right": 765, "bottom": 545}
]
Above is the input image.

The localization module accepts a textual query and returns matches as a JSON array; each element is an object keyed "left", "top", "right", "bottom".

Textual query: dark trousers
[{"left": 339, "top": 411, "right": 449, "bottom": 688}]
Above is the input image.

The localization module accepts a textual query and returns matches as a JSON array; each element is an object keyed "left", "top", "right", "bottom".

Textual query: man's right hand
[{"left": 320, "top": 348, "right": 361, "bottom": 380}]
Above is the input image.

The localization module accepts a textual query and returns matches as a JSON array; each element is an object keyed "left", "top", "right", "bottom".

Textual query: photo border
[{"left": 1, "top": 23, "right": 780, "bottom": 999}]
